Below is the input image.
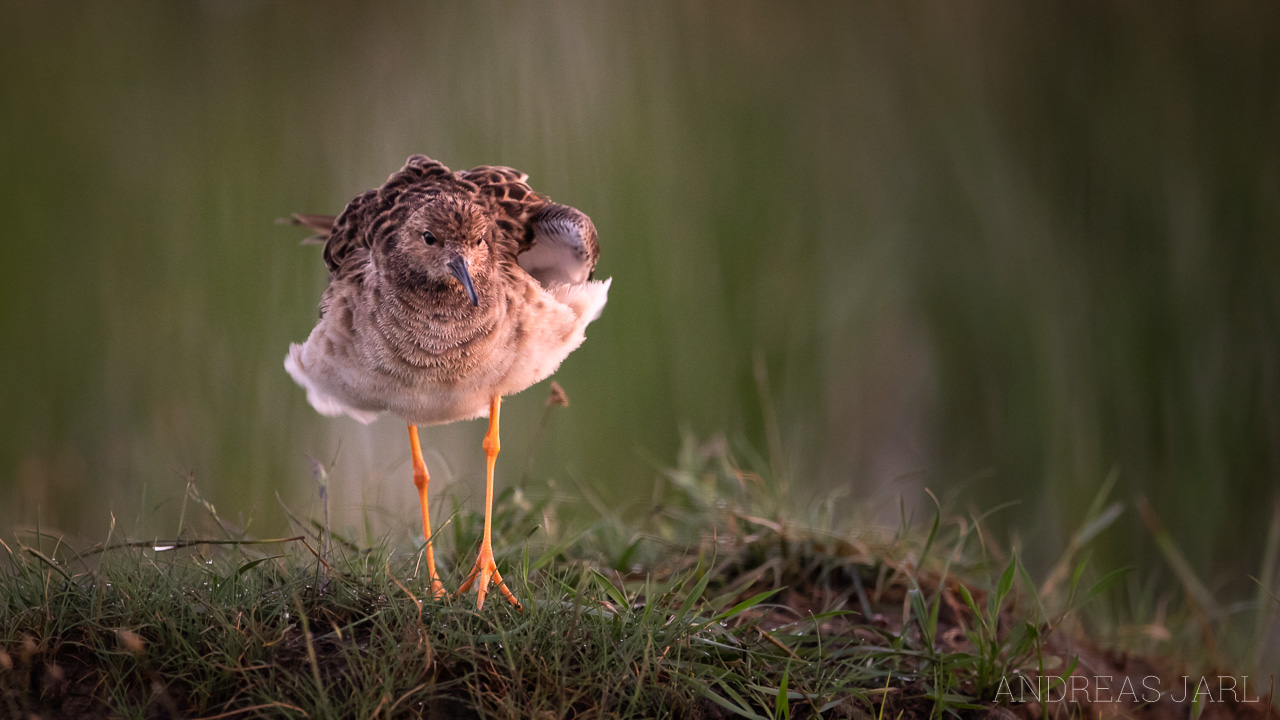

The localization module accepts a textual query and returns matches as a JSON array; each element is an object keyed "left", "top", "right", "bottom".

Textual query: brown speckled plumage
[{"left": 286, "top": 154, "right": 610, "bottom": 427}]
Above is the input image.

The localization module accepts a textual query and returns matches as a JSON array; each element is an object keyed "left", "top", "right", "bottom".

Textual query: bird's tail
[{"left": 277, "top": 213, "right": 336, "bottom": 246}]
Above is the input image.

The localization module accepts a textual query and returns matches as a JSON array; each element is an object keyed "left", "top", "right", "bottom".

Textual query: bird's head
[{"left": 374, "top": 193, "right": 497, "bottom": 306}]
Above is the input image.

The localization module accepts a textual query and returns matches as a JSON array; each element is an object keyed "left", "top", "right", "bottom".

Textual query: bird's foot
[
  {"left": 427, "top": 573, "right": 447, "bottom": 601},
  {"left": 456, "top": 543, "right": 521, "bottom": 610}
]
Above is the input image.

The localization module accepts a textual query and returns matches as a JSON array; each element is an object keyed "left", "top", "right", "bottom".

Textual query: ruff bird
[{"left": 285, "top": 155, "right": 609, "bottom": 609}]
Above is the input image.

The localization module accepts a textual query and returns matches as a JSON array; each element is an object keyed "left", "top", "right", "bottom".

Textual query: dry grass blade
[
  {"left": 192, "top": 702, "right": 309, "bottom": 720},
  {"left": 73, "top": 536, "right": 307, "bottom": 560}
]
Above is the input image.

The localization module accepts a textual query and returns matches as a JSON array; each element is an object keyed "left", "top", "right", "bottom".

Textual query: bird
[{"left": 284, "top": 154, "right": 610, "bottom": 609}]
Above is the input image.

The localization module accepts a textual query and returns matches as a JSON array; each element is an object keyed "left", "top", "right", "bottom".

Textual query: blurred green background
[{"left": 2, "top": 3, "right": 1277, "bottom": 598}]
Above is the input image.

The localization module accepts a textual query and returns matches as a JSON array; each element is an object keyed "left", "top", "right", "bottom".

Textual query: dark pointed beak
[{"left": 446, "top": 255, "right": 479, "bottom": 306}]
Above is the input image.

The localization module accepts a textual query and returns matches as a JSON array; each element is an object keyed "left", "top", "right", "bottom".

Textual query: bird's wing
[
  {"left": 460, "top": 165, "right": 529, "bottom": 185},
  {"left": 458, "top": 165, "right": 545, "bottom": 258},
  {"left": 518, "top": 203, "right": 599, "bottom": 285},
  {"left": 460, "top": 166, "right": 599, "bottom": 286}
]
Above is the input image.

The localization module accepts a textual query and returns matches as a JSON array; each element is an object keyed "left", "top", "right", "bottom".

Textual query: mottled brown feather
[
  {"left": 315, "top": 155, "right": 599, "bottom": 283},
  {"left": 284, "top": 154, "right": 610, "bottom": 427}
]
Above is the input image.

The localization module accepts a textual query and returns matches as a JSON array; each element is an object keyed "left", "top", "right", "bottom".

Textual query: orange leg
[
  {"left": 456, "top": 396, "right": 522, "bottom": 610},
  {"left": 409, "top": 424, "right": 446, "bottom": 599}
]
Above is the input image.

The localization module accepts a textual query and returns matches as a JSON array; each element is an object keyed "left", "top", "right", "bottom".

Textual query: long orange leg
[
  {"left": 409, "top": 424, "right": 446, "bottom": 599},
  {"left": 456, "top": 396, "right": 522, "bottom": 610}
]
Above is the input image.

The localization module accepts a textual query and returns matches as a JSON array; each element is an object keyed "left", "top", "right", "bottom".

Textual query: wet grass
[{"left": 1, "top": 440, "right": 1277, "bottom": 719}]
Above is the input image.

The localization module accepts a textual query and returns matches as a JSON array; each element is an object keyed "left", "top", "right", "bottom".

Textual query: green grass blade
[
  {"left": 711, "top": 588, "right": 784, "bottom": 624},
  {"left": 673, "top": 562, "right": 714, "bottom": 626},
  {"left": 717, "top": 678, "right": 770, "bottom": 720},
  {"left": 774, "top": 665, "right": 791, "bottom": 720},
  {"left": 1137, "top": 498, "right": 1220, "bottom": 616},
  {"left": 990, "top": 551, "right": 1017, "bottom": 621},
  {"left": 591, "top": 568, "right": 630, "bottom": 610},
  {"left": 1082, "top": 567, "right": 1133, "bottom": 606},
  {"left": 235, "top": 555, "right": 283, "bottom": 578}
]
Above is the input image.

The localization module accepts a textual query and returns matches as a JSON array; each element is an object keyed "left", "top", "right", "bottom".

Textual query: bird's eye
[{"left": 422, "top": 230, "right": 437, "bottom": 245}]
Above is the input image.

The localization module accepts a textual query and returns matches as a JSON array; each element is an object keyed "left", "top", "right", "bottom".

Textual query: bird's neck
[{"left": 371, "top": 275, "right": 502, "bottom": 350}]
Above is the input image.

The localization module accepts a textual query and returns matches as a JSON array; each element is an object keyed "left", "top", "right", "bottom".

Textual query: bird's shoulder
[
  {"left": 457, "top": 165, "right": 550, "bottom": 251},
  {"left": 458, "top": 165, "right": 600, "bottom": 284}
]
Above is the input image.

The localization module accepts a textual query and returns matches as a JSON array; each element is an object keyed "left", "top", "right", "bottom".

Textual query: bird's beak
[{"left": 446, "top": 255, "right": 480, "bottom": 306}]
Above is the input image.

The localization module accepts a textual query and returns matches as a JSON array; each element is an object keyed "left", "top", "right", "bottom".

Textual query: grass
[{"left": 2, "top": 438, "right": 1277, "bottom": 719}]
